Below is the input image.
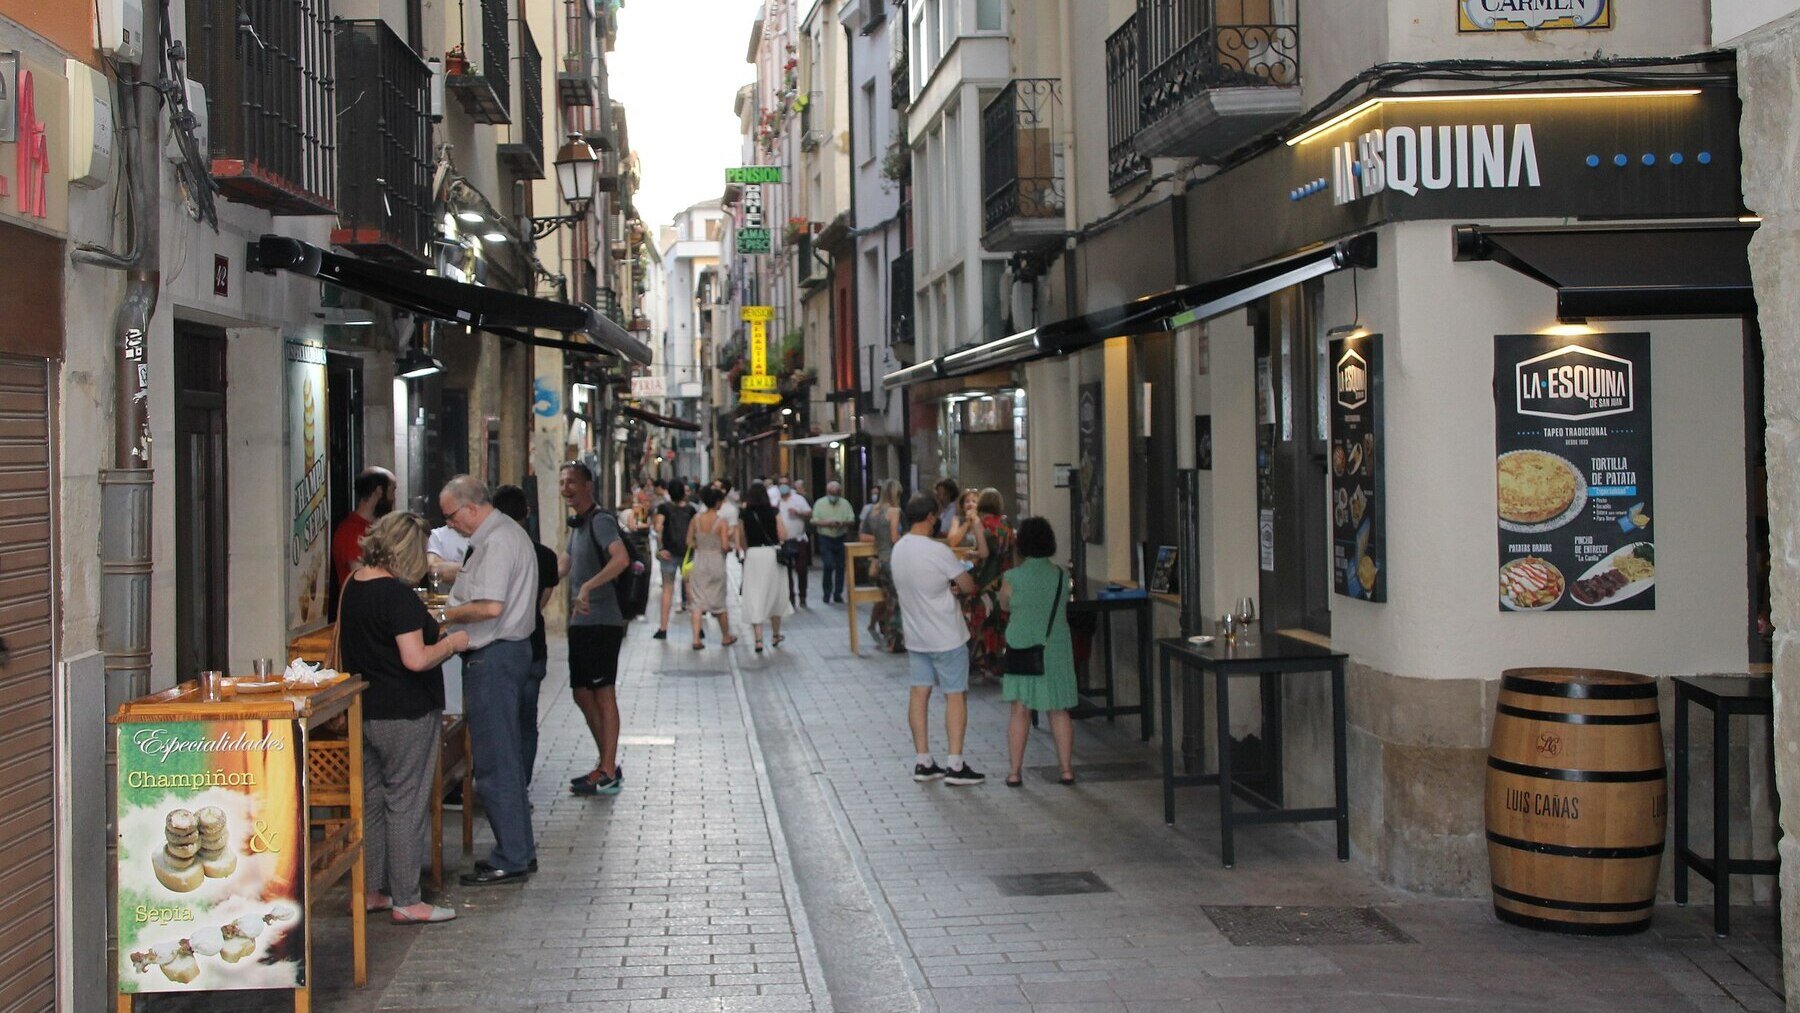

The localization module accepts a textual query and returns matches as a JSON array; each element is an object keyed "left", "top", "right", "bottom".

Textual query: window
[
  {"left": 941, "top": 0, "right": 958, "bottom": 44},
  {"left": 705, "top": 218, "right": 721, "bottom": 242},
  {"left": 942, "top": 108, "right": 961, "bottom": 252},
  {"left": 946, "top": 267, "right": 964, "bottom": 349},
  {"left": 860, "top": 81, "right": 878, "bottom": 163},
  {"left": 981, "top": 260, "right": 1007, "bottom": 341},
  {"left": 976, "top": 0, "right": 1002, "bottom": 31}
]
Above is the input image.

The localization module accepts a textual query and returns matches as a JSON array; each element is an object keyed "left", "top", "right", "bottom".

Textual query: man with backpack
[
  {"left": 559, "top": 462, "right": 632, "bottom": 797},
  {"left": 652, "top": 480, "right": 697, "bottom": 640}
]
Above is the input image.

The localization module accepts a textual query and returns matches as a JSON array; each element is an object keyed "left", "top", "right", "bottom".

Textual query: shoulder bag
[{"left": 1000, "top": 567, "right": 1063, "bottom": 677}]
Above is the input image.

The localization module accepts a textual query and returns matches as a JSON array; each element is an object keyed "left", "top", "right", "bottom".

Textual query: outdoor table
[
  {"left": 1155, "top": 635, "right": 1348, "bottom": 867},
  {"left": 844, "top": 542, "right": 886, "bottom": 653},
  {"left": 112, "top": 676, "right": 368, "bottom": 1011},
  {"left": 1673, "top": 674, "right": 1777, "bottom": 936},
  {"left": 1067, "top": 596, "right": 1154, "bottom": 741}
]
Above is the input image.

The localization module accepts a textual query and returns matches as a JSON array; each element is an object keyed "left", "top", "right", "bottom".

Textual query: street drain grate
[
  {"left": 1203, "top": 906, "right": 1414, "bottom": 947},
  {"left": 991, "top": 871, "right": 1113, "bottom": 897},
  {"left": 1026, "top": 761, "right": 1158, "bottom": 783},
  {"left": 659, "top": 668, "right": 731, "bottom": 678}
]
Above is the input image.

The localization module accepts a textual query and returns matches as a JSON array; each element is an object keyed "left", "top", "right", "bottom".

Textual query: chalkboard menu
[
  {"left": 1494, "top": 333, "right": 1655, "bottom": 613},
  {"left": 1330, "top": 332, "right": 1384, "bottom": 602}
]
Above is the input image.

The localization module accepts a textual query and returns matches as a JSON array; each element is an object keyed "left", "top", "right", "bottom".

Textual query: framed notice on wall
[
  {"left": 1459, "top": 0, "right": 1611, "bottom": 31},
  {"left": 286, "top": 340, "right": 330, "bottom": 633},
  {"left": 1494, "top": 332, "right": 1654, "bottom": 613},
  {"left": 1330, "top": 332, "right": 1385, "bottom": 602}
]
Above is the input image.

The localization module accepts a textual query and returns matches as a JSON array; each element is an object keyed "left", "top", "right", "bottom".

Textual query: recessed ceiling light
[
  {"left": 483, "top": 231, "right": 508, "bottom": 243},
  {"left": 457, "top": 211, "right": 484, "bottom": 223}
]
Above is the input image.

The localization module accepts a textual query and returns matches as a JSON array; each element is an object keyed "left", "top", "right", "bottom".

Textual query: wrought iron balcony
[
  {"left": 596, "top": 287, "right": 624, "bottom": 326},
  {"left": 332, "top": 21, "right": 433, "bottom": 266},
  {"left": 188, "top": 0, "right": 336, "bottom": 215},
  {"left": 889, "top": 250, "right": 914, "bottom": 352},
  {"left": 1106, "top": 19, "right": 1151, "bottom": 192},
  {"left": 799, "top": 93, "right": 826, "bottom": 152},
  {"left": 447, "top": 0, "right": 511, "bottom": 124},
  {"left": 980, "top": 79, "right": 1065, "bottom": 253},
  {"left": 557, "top": 0, "right": 597, "bottom": 106},
  {"left": 498, "top": 18, "right": 545, "bottom": 178},
  {"left": 1134, "top": 0, "right": 1300, "bottom": 161}
]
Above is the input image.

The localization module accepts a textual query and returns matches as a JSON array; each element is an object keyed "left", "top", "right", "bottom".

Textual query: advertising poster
[
  {"left": 1330, "top": 332, "right": 1385, "bottom": 602},
  {"left": 1078, "top": 382, "right": 1103, "bottom": 544},
  {"left": 116, "top": 720, "right": 307, "bottom": 994},
  {"left": 1494, "top": 332, "right": 1654, "bottom": 612},
  {"left": 287, "top": 340, "right": 330, "bottom": 633}
]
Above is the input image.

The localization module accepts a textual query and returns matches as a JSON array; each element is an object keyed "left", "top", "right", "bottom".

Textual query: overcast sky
[{"left": 608, "top": 0, "right": 759, "bottom": 230}]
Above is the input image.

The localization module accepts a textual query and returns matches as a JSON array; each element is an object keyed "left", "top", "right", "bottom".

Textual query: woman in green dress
[{"left": 998, "top": 517, "right": 1076, "bottom": 787}]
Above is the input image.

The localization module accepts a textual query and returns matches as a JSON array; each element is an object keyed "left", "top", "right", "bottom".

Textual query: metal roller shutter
[{"left": 0, "top": 357, "right": 55, "bottom": 1012}]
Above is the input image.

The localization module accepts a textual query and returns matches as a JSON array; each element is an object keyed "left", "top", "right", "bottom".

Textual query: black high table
[
  {"left": 1156, "top": 635, "right": 1349, "bottom": 867},
  {"left": 1672, "top": 674, "right": 1777, "bottom": 937},
  {"left": 1066, "top": 596, "right": 1154, "bottom": 741}
]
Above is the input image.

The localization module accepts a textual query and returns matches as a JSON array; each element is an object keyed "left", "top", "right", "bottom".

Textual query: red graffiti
[{"left": 16, "top": 69, "right": 48, "bottom": 219}]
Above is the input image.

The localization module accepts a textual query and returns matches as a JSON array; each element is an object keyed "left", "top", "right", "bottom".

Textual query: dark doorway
[
  {"left": 1746, "top": 317, "right": 1771, "bottom": 665},
  {"left": 1254, "top": 283, "right": 1331, "bottom": 636},
  {"left": 175, "top": 324, "right": 229, "bottom": 680},
  {"left": 326, "top": 353, "right": 364, "bottom": 618}
]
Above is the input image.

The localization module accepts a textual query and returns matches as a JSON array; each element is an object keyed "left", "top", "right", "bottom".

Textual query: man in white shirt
[
  {"left": 428, "top": 523, "right": 471, "bottom": 584},
  {"left": 775, "top": 478, "right": 814, "bottom": 607},
  {"left": 888, "top": 494, "right": 984, "bottom": 786}
]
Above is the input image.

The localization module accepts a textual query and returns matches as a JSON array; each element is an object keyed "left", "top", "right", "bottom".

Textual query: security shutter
[{"left": 0, "top": 357, "right": 55, "bottom": 1011}]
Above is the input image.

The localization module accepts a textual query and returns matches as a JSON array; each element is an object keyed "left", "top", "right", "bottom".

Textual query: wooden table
[
  {"left": 112, "top": 677, "right": 368, "bottom": 1012},
  {"left": 432, "top": 715, "right": 476, "bottom": 891},
  {"left": 1156, "top": 635, "right": 1349, "bottom": 867},
  {"left": 845, "top": 543, "right": 886, "bottom": 654}
]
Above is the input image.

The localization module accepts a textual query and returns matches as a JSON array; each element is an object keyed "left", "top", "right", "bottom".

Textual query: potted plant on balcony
[
  {"left": 564, "top": 50, "right": 584, "bottom": 73},
  {"left": 445, "top": 44, "right": 470, "bottom": 76},
  {"left": 783, "top": 217, "right": 810, "bottom": 244}
]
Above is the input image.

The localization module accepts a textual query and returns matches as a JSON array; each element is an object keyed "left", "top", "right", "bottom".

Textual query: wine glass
[{"left": 1236, "top": 597, "right": 1257, "bottom": 625}]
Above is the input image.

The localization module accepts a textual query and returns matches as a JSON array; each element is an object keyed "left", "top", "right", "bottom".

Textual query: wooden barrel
[{"left": 1485, "top": 667, "right": 1666, "bottom": 935}]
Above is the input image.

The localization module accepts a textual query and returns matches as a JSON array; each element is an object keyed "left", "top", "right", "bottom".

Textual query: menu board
[
  {"left": 1494, "top": 333, "right": 1654, "bottom": 612},
  {"left": 287, "top": 340, "right": 330, "bottom": 632},
  {"left": 1330, "top": 332, "right": 1385, "bottom": 602},
  {"left": 117, "top": 720, "right": 308, "bottom": 994},
  {"left": 1078, "top": 382, "right": 1103, "bottom": 543}
]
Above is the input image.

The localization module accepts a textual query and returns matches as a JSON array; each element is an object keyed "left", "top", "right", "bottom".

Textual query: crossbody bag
[{"left": 1001, "top": 567, "right": 1064, "bottom": 677}]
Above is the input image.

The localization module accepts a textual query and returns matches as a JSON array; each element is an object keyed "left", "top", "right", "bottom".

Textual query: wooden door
[{"left": 175, "top": 326, "right": 229, "bottom": 680}]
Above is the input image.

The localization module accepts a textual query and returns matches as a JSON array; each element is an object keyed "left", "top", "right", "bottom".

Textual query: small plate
[
  {"left": 1187, "top": 635, "right": 1216, "bottom": 645},
  {"left": 231, "top": 679, "right": 285, "bottom": 694}
]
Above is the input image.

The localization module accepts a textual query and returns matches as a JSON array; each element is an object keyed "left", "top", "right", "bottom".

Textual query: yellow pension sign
[
  {"left": 741, "top": 306, "right": 775, "bottom": 322},
  {"left": 740, "top": 390, "right": 782, "bottom": 405}
]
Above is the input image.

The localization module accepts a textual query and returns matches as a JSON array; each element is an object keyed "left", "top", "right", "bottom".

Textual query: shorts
[
  {"left": 659, "top": 556, "right": 681, "bottom": 580},
  {"left": 568, "top": 624, "right": 627, "bottom": 690},
  {"left": 907, "top": 644, "right": 970, "bottom": 693}
]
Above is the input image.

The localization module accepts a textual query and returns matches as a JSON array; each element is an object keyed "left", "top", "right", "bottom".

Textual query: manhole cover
[
  {"left": 991, "top": 871, "right": 1113, "bottom": 897},
  {"left": 1203, "top": 906, "right": 1414, "bottom": 947},
  {"left": 1026, "top": 761, "right": 1158, "bottom": 783}
]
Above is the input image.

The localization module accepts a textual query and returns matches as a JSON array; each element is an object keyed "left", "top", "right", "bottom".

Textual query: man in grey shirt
[
  {"left": 559, "top": 462, "right": 631, "bottom": 796},
  {"left": 440, "top": 475, "right": 540, "bottom": 885}
]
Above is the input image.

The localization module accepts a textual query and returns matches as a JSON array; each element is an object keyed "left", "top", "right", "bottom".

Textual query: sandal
[
  {"left": 720, "top": 636, "right": 739, "bottom": 647},
  {"left": 692, "top": 641, "right": 704, "bottom": 650},
  {"left": 772, "top": 634, "right": 786, "bottom": 647},
  {"left": 1005, "top": 775, "right": 1023, "bottom": 788},
  {"left": 391, "top": 904, "right": 457, "bottom": 925},
  {"left": 755, "top": 640, "right": 765, "bottom": 653},
  {"left": 1059, "top": 772, "right": 1077, "bottom": 786},
  {"left": 365, "top": 895, "right": 393, "bottom": 913}
]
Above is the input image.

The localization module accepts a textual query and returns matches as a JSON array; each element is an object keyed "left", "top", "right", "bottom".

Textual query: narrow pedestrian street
[{"left": 144, "top": 600, "right": 1782, "bottom": 1013}]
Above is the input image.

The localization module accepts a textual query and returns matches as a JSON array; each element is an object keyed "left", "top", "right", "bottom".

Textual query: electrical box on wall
[
  {"left": 427, "top": 58, "right": 445, "bottom": 120},
  {"left": 66, "top": 60, "right": 114, "bottom": 188},
  {"left": 99, "top": 0, "right": 144, "bottom": 65},
  {"left": 166, "top": 79, "right": 208, "bottom": 167}
]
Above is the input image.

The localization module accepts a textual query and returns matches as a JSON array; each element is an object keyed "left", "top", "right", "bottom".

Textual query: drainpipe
[
  {"left": 844, "top": 17, "right": 861, "bottom": 500},
  {"left": 73, "top": 0, "right": 162, "bottom": 707}
]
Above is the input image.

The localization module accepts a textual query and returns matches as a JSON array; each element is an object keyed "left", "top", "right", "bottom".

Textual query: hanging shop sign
[
  {"left": 287, "top": 340, "right": 331, "bottom": 633},
  {"left": 728, "top": 166, "right": 782, "bottom": 255},
  {"left": 0, "top": 39, "right": 69, "bottom": 234},
  {"left": 630, "top": 375, "right": 666, "bottom": 398},
  {"left": 1459, "top": 0, "right": 1611, "bottom": 32},
  {"left": 741, "top": 304, "right": 776, "bottom": 400},
  {"left": 1494, "top": 332, "right": 1654, "bottom": 613},
  {"left": 1330, "top": 332, "right": 1385, "bottom": 602},
  {"left": 116, "top": 719, "right": 308, "bottom": 994},
  {"left": 1191, "top": 88, "right": 1740, "bottom": 279},
  {"left": 1078, "top": 383, "right": 1103, "bottom": 544}
]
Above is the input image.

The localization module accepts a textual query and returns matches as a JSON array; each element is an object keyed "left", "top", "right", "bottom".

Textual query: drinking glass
[
  {"left": 1237, "top": 597, "right": 1257, "bottom": 625},
  {"left": 198, "top": 670, "right": 224, "bottom": 702},
  {"left": 252, "top": 658, "right": 276, "bottom": 680}
]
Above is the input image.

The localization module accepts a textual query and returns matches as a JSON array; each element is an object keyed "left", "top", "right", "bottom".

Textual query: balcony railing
[
  {"left": 1135, "top": 0, "right": 1300, "bottom": 159},
  {"left": 558, "top": 0, "right": 597, "bottom": 106},
  {"left": 332, "top": 21, "right": 433, "bottom": 266},
  {"left": 498, "top": 18, "right": 545, "bottom": 178},
  {"left": 799, "top": 93, "right": 825, "bottom": 152},
  {"left": 889, "top": 250, "right": 914, "bottom": 351},
  {"left": 597, "top": 287, "right": 624, "bottom": 326},
  {"left": 188, "top": 0, "right": 336, "bottom": 214},
  {"left": 980, "top": 79, "right": 1065, "bottom": 251},
  {"left": 448, "top": 0, "right": 511, "bottom": 124},
  {"left": 889, "top": 7, "right": 910, "bottom": 110},
  {"left": 1106, "top": 20, "right": 1151, "bottom": 192}
]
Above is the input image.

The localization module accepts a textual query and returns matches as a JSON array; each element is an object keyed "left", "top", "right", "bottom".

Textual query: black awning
[
  {"left": 1452, "top": 223, "right": 1756, "bottom": 320},
  {"left": 620, "top": 404, "right": 702, "bottom": 432},
  {"left": 880, "top": 234, "right": 1375, "bottom": 390},
  {"left": 248, "top": 235, "right": 653, "bottom": 365}
]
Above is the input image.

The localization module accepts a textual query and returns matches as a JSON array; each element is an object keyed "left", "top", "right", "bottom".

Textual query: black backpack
[
  {"left": 586, "top": 510, "right": 650, "bottom": 620},
  {"left": 661, "top": 502, "right": 697, "bottom": 555}
]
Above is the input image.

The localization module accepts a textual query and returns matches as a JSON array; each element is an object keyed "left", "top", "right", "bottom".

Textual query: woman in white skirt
[{"left": 737, "top": 481, "right": 794, "bottom": 653}]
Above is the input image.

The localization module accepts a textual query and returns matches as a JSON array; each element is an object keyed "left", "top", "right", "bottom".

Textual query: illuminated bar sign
[
  {"left": 1459, "top": 0, "right": 1611, "bottom": 31},
  {"left": 729, "top": 166, "right": 782, "bottom": 255}
]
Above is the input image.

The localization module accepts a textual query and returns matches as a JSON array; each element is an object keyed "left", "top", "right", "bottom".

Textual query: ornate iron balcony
[
  {"left": 597, "top": 287, "right": 624, "bottom": 326},
  {"left": 1135, "top": 0, "right": 1300, "bottom": 161},
  {"left": 557, "top": 0, "right": 597, "bottom": 106},
  {"left": 1106, "top": 19, "right": 1151, "bottom": 193},
  {"left": 980, "top": 79, "right": 1066, "bottom": 252},
  {"left": 498, "top": 17, "right": 545, "bottom": 178},
  {"left": 188, "top": 0, "right": 337, "bottom": 215},
  {"left": 889, "top": 250, "right": 914, "bottom": 349},
  {"left": 447, "top": 0, "right": 511, "bottom": 124},
  {"left": 333, "top": 20, "right": 433, "bottom": 266}
]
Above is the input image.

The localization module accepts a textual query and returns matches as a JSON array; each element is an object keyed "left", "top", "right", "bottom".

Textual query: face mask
[{"left": 779, "top": 485, "right": 792, "bottom": 496}]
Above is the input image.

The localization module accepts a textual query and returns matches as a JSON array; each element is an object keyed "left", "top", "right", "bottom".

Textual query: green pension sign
[
  {"left": 726, "top": 166, "right": 784, "bottom": 183},
  {"left": 737, "top": 229, "right": 772, "bottom": 254}
]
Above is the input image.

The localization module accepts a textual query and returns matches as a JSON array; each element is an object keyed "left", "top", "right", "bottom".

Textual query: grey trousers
[{"left": 363, "top": 711, "right": 442, "bottom": 907}]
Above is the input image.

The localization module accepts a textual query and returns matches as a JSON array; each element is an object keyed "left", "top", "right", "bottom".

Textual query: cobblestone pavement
[{"left": 140, "top": 583, "right": 1784, "bottom": 1012}]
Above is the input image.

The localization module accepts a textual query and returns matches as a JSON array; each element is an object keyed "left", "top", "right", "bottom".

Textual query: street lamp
[{"left": 529, "top": 134, "right": 604, "bottom": 240}]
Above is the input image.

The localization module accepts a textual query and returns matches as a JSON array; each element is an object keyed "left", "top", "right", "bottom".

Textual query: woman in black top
[
  {"left": 737, "top": 483, "right": 793, "bottom": 652},
  {"left": 339, "top": 511, "right": 469, "bottom": 924}
]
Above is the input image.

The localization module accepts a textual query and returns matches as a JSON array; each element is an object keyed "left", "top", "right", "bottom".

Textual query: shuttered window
[{"left": 0, "top": 357, "right": 55, "bottom": 1011}]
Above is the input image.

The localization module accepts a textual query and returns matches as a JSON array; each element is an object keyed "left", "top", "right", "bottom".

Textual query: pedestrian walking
[
  {"left": 739, "top": 482, "right": 793, "bottom": 652},
  {"left": 652, "top": 480, "right": 697, "bottom": 639},
  {"left": 812, "top": 481, "right": 857, "bottom": 604},
  {"left": 339, "top": 511, "right": 468, "bottom": 923},
  {"left": 860, "top": 480, "right": 905, "bottom": 652},
  {"left": 492, "top": 485, "right": 561, "bottom": 786},
  {"left": 999, "top": 517, "right": 1077, "bottom": 787},
  {"left": 775, "top": 478, "right": 813, "bottom": 606},
  {"left": 684, "top": 487, "right": 738, "bottom": 649},
  {"left": 890, "top": 493, "right": 984, "bottom": 785},
  {"left": 438, "top": 475, "right": 542, "bottom": 885},
  {"left": 559, "top": 463, "right": 632, "bottom": 798}
]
